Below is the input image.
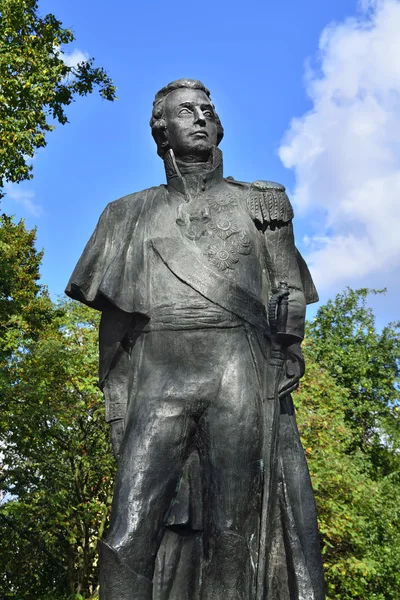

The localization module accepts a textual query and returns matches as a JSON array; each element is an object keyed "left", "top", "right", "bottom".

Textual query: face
[{"left": 163, "top": 88, "right": 218, "bottom": 161}]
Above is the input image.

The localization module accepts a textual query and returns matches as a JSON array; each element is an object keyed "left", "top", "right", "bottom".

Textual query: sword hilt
[{"left": 268, "top": 280, "right": 289, "bottom": 336}]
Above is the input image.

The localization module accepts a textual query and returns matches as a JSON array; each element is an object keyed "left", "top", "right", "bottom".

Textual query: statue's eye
[
  {"left": 178, "top": 107, "right": 192, "bottom": 116},
  {"left": 204, "top": 110, "right": 214, "bottom": 119}
]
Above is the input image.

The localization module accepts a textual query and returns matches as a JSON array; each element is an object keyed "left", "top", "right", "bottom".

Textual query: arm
[
  {"left": 265, "top": 220, "right": 307, "bottom": 397},
  {"left": 102, "top": 355, "right": 129, "bottom": 460},
  {"left": 99, "top": 307, "right": 133, "bottom": 458},
  {"left": 265, "top": 220, "right": 306, "bottom": 345},
  {"left": 99, "top": 307, "right": 148, "bottom": 459},
  {"left": 247, "top": 180, "right": 317, "bottom": 395}
]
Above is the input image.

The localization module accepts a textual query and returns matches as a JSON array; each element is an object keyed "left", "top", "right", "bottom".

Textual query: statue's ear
[
  {"left": 155, "top": 121, "right": 170, "bottom": 157},
  {"left": 161, "top": 127, "right": 169, "bottom": 146}
]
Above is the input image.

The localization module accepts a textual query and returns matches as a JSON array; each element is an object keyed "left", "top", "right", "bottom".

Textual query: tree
[
  {"left": 297, "top": 289, "right": 400, "bottom": 599},
  {"left": 306, "top": 288, "right": 400, "bottom": 455},
  {"left": 0, "top": 299, "right": 115, "bottom": 598},
  {"left": 0, "top": 0, "right": 116, "bottom": 196},
  {"left": 0, "top": 213, "right": 54, "bottom": 388}
]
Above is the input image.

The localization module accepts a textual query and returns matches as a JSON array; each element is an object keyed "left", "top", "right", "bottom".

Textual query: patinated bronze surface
[{"left": 66, "top": 79, "right": 325, "bottom": 600}]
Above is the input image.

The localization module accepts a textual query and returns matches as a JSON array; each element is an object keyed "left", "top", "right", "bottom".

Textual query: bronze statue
[{"left": 66, "top": 79, "right": 325, "bottom": 600}]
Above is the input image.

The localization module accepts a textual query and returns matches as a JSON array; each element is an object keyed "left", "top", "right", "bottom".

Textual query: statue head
[{"left": 150, "top": 79, "right": 224, "bottom": 161}]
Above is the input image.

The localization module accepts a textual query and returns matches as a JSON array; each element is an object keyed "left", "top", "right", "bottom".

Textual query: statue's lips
[{"left": 190, "top": 131, "right": 208, "bottom": 138}]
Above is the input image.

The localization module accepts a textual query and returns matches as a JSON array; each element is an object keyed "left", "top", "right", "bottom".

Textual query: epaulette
[{"left": 246, "top": 180, "right": 294, "bottom": 225}]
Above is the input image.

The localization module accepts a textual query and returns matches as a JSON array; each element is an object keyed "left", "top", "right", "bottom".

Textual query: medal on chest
[{"left": 176, "top": 190, "right": 253, "bottom": 271}]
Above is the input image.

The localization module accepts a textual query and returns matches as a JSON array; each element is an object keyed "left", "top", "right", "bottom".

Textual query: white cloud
[
  {"left": 4, "top": 183, "right": 43, "bottom": 217},
  {"left": 279, "top": 0, "right": 400, "bottom": 293},
  {"left": 61, "top": 48, "right": 89, "bottom": 68}
]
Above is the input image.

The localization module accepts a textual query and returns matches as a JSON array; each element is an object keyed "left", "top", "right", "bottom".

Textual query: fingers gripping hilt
[{"left": 268, "top": 281, "right": 289, "bottom": 336}]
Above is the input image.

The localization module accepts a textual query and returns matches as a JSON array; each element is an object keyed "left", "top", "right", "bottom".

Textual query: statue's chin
[
  {"left": 175, "top": 148, "right": 213, "bottom": 164},
  {"left": 177, "top": 154, "right": 210, "bottom": 164},
  {"left": 170, "top": 140, "right": 214, "bottom": 164}
]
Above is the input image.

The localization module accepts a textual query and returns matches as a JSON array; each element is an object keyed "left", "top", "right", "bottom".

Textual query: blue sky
[{"left": 4, "top": 0, "right": 400, "bottom": 326}]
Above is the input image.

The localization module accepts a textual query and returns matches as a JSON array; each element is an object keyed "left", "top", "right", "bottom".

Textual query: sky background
[{"left": 3, "top": 0, "right": 400, "bottom": 326}]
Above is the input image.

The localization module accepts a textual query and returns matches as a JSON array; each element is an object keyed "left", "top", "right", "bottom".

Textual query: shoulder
[
  {"left": 107, "top": 185, "right": 161, "bottom": 211},
  {"left": 99, "top": 186, "right": 163, "bottom": 222},
  {"left": 225, "top": 178, "right": 293, "bottom": 224},
  {"left": 224, "top": 176, "right": 250, "bottom": 189}
]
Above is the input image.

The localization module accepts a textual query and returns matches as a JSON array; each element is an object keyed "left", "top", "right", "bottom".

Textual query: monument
[{"left": 66, "top": 79, "right": 325, "bottom": 600}]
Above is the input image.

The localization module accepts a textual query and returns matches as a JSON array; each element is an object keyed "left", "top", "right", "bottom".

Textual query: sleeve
[
  {"left": 265, "top": 220, "right": 306, "bottom": 344},
  {"left": 246, "top": 180, "right": 319, "bottom": 397},
  {"left": 247, "top": 180, "right": 315, "bottom": 343},
  {"left": 99, "top": 307, "right": 148, "bottom": 423},
  {"left": 246, "top": 180, "right": 318, "bottom": 299}
]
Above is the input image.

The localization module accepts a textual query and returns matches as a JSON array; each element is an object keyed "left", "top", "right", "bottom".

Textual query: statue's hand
[
  {"left": 278, "top": 342, "right": 305, "bottom": 399},
  {"left": 110, "top": 418, "right": 124, "bottom": 459},
  {"left": 269, "top": 281, "right": 289, "bottom": 336}
]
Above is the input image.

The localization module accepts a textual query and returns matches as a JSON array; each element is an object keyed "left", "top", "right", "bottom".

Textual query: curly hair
[{"left": 150, "top": 79, "right": 224, "bottom": 158}]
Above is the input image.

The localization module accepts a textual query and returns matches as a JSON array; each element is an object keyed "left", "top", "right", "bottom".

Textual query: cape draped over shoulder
[{"left": 66, "top": 188, "right": 155, "bottom": 313}]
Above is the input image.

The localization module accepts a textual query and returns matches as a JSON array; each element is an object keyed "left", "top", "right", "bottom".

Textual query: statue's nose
[{"left": 193, "top": 107, "right": 206, "bottom": 126}]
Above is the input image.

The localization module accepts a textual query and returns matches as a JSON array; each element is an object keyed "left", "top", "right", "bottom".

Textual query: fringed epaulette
[{"left": 246, "top": 180, "right": 294, "bottom": 225}]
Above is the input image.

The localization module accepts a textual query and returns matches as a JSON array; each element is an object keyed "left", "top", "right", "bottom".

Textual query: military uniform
[{"left": 66, "top": 148, "right": 324, "bottom": 600}]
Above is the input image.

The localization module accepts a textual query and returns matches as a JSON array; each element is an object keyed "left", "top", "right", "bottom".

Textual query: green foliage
[
  {"left": 306, "top": 288, "right": 400, "bottom": 454},
  {"left": 297, "top": 288, "right": 400, "bottom": 599},
  {"left": 0, "top": 0, "right": 116, "bottom": 195},
  {"left": 0, "top": 213, "right": 54, "bottom": 377},
  {"left": 0, "top": 299, "right": 115, "bottom": 598}
]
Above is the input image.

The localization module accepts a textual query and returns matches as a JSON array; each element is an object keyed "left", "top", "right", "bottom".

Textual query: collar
[{"left": 164, "top": 147, "right": 224, "bottom": 200}]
